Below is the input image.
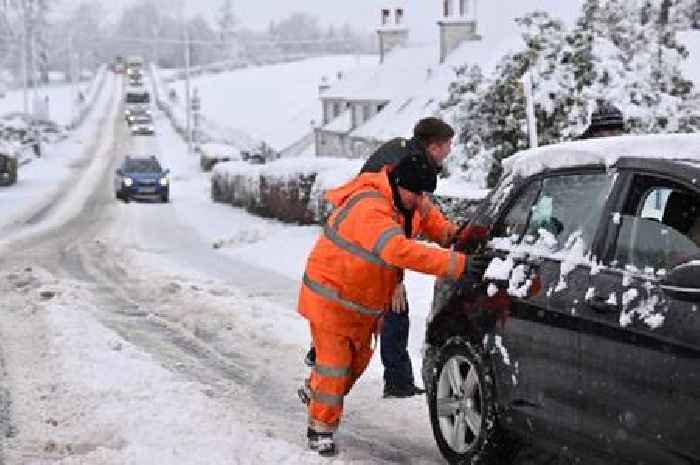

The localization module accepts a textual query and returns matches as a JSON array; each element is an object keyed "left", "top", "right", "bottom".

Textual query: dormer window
[
  {"left": 395, "top": 8, "right": 404, "bottom": 25},
  {"left": 443, "top": 0, "right": 450, "bottom": 17},
  {"left": 381, "top": 9, "right": 390, "bottom": 25},
  {"left": 460, "top": 0, "right": 466, "bottom": 17}
]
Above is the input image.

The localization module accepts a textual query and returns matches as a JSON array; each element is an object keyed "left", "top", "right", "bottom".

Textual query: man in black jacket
[{"left": 304, "top": 117, "right": 456, "bottom": 398}]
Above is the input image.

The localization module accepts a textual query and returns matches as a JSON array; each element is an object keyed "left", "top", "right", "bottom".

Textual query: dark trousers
[{"left": 380, "top": 306, "right": 414, "bottom": 388}]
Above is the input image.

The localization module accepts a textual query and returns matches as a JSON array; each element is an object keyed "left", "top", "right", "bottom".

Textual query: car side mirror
[
  {"left": 661, "top": 260, "right": 700, "bottom": 303},
  {"left": 115, "top": 169, "right": 123, "bottom": 176},
  {"left": 163, "top": 168, "right": 170, "bottom": 175}
]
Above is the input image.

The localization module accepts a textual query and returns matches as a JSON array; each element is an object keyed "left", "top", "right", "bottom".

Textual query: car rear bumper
[{"left": 120, "top": 185, "right": 168, "bottom": 198}]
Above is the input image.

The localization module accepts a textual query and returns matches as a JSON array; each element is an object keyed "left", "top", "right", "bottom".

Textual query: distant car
[
  {"left": 114, "top": 155, "right": 169, "bottom": 202},
  {"left": 422, "top": 134, "right": 700, "bottom": 465},
  {"left": 128, "top": 114, "right": 155, "bottom": 135},
  {"left": 124, "top": 89, "right": 151, "bottom": 120}
]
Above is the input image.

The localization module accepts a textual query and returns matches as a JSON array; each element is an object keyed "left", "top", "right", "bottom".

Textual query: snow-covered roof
[
  {"left": 321, "top": 36, "right": 521, "bottom": 142},
  {"left": 503, "top": 134, "right": 700, "bottom": 179}
]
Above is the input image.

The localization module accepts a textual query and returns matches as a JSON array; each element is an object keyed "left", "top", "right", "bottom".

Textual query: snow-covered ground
[
  {"left": 0, "top": 73, "right": 117, "bottom": 237},
  {"left": 0, "top": 77, "right": 446, "bottom": 464},
  {"left": 0, "top": 77, "right": 100, "bottom": 127},
  {"left": 167, "top": 55, "right": 376, "bottom": 151}
]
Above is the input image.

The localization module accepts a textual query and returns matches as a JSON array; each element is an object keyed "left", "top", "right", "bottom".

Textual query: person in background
[
  {"left": 306, "top": 117, "right": 471, "bottom": 399},
  {"left": 579, "top": 100, "right": 625, "bottom": 139}
]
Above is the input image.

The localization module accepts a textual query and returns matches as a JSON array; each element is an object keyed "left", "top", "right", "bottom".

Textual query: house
[{"left": 314, "top": 0, "right": 486, "bottom": 159}]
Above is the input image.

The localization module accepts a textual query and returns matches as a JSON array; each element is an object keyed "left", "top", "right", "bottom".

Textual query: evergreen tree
[
  {"left": 217, "top": 0, "right": 239, "bottom": 61},
  {"left": 445, "top": 0, "right": 700, "bottom": 188}
]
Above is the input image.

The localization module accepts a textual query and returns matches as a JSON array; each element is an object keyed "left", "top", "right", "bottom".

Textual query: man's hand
[
  {"left": 391, "top": 282, "right": 408, "bottom": 313},
  {"left": 456, "top": 224, "right": 490, "bottom": 247}
]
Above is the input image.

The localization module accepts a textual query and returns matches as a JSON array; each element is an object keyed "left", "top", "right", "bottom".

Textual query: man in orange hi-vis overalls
[{"left": 297, "top": 153, "right": 489, "bottom": 456}]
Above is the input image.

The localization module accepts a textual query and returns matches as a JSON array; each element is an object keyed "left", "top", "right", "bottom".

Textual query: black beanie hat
[
  {"left": 390, "top": 153, "right": 438, "bottom": 194},
  {"left": 590, "top": 100, "right": 624, "bottom": 131}
]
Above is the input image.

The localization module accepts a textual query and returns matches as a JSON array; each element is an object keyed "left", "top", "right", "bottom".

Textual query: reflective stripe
[
  {"left": 448, "top": 251, "right": 457, "bottom": 278},
  {"left": 371, "top": 226, "right": 404, "bottom": 257},
  {"left": 331, "top": 191, "right": 383, "bottom": 231},
  {"left": 303, "top": 273, "right": 383, "bottom": 318},
  {"left": 312, "top": 390, "right": 344, "bottom": 407},
  {"left": 308, "top": 418, "right": 339, "bottom": 433},
  {"left": 314, "top": 364, "right": 351, "bottom": 379},
  {"left": 324, "top": 190, "right": 400, "bottom": 271},
  {"left": 323, "top": 225, "right": 394, "bottom": 269}
]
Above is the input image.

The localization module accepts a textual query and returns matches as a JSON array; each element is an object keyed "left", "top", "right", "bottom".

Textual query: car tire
[
  {"left": 428, "top": 337, "right": 511, "bottom": 465},
  {"left": 161, "top": 194, "right": 169, "bottom": 203}
]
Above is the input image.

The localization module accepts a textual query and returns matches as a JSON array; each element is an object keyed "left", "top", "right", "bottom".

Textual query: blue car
[{"left": 114, "top": 155, "right": 170, "bottom": 202}]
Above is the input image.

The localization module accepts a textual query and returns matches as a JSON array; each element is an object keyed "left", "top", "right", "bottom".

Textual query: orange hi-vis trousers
[{"left": 307, "top": 323, "right": 374, "bottom": 433}]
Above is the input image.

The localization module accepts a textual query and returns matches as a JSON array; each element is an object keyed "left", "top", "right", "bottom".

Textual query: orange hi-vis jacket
[{"left": 298, "top": 169, "right": 466, "bottom": 339}]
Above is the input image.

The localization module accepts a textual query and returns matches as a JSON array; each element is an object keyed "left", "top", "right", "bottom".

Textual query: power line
[{"left": 78, "top": 34, "right": 353, "bottom": 47}]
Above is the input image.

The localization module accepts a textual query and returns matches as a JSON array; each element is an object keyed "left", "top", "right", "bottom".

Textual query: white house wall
[{"left": 315, "top": 129, "right": 383, "bottom": 159}]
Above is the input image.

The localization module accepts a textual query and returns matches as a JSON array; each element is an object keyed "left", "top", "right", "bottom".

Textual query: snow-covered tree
[
  {"left": 445, "top": 0, "right": 700, "bottom": 187},
  {"left": 217, "top": 0, "right": 242, "bottom": 62}
]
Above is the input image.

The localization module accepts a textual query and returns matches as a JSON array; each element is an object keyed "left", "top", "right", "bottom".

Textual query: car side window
[
  {"left": 525, "top": 173, "right": 613, "bottom": 253},
  {"left": 613, "top": 176, "right": 700, "bottom": 272},
  {"left": 493, "top": 181, "right": 541, "bottom": 239}
]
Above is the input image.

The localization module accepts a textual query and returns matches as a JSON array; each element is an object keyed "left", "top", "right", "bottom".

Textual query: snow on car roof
[{"left": 502, "top": 133, "right": 700, "bottom": 179}]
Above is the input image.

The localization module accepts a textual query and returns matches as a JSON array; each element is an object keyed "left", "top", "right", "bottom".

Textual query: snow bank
[
  {"left": 65, "top": 65, "right": 109, "bottom": 130},
  {"left": 168, "top": 55, "right": 376, "bottom": 152},
  {"left": 151, "top": 64, "right": 262, "bottom": 154}
]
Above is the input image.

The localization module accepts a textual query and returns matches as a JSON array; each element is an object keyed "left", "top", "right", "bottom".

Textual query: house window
[
  {"left": 362, "top": 104, "right": 371, "bottom": 122},
  {"left": 381, "top": 9, "right": 390, "bottom": 25},
  {"left": 333, "top": 102, "right": 340, "bottom": 118},
  {"left": 443, "top": 0, "right": 450, "bottom": 17},
  {"left": 395, "top": 9, "right": 404, "bottom": 25},
  {"left": 460, "top": 0, "right": 467, "bottom": 17},
  {"left": 377, "top": 103, "right": 386, "bottom": 113}
]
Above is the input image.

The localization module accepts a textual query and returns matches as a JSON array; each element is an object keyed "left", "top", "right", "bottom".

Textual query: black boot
[
  {"left": 383, "top": 383, "right": 426, "bottom": 398},
  {"left": 304, "top": 347, "right": 316, "bottom": 367},
  {"left": 307, "top": 428, "right": 337, "bottom": 456}
]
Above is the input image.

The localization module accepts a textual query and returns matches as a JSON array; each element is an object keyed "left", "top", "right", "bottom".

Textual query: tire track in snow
[{"left": 0, "top": 343, "right": 15, "bottom": 465}]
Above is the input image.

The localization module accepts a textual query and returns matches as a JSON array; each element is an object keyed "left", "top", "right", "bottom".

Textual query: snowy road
[{"left": 0, "top": 74, "right": 450, "bottom": 464}]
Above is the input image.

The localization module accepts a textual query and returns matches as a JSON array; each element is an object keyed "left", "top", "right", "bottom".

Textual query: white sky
[{"left": 106, "top": 0, "right": 583, "bottom": 44}]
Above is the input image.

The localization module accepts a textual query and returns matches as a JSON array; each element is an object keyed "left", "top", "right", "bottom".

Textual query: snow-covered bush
[{"left": 211, "top": 158, "right": 362, "bottom": 224}]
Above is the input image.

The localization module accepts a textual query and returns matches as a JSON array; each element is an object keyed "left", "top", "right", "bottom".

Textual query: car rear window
[
  {"left": 124, "top": 159, "right": 160, "bottom": 172},
  {"left": 126, "top": 92, "right": 150, "bottom": 104}
]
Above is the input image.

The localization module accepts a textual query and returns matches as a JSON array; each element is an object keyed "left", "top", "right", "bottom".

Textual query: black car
[
  {"left": 114, "top": 155, "right": 169, "bottom": 202},
  {"left": 0, "top": 151, "right": 18, "bottom": 186},
  {"left": 423, "top": 134, "right": 700, "bottom": 465}
]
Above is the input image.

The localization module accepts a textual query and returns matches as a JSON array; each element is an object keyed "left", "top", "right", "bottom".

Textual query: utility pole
[
  {"left": 152, "top": 25, "right": 159, "bottom": 66},
  {"left": 69, "top": 35, "right": 78, "bottom": 123},
  {"left": 21, "top": 16, "right": 28, "bottom": 114},
  {"left": 522, "top": 70, "right": 538, "bottom": 149},
  {"left": 185, "top": 27, "right": 192, "bottom": 156},
  {"left": 192, "top": 88, "right": 201, "bottom": 153}
]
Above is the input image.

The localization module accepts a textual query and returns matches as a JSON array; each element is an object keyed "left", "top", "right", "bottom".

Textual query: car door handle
[{"left": 588, "top": 296, "right": 619, "bottom": 313}]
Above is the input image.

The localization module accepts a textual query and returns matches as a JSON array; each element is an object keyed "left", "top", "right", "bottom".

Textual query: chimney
[
  {"left": 377, "top": 4, "right": 409, "bottom": 64},
  {"left": 439, "top": 0, "right": 481, "bottom": 63}
]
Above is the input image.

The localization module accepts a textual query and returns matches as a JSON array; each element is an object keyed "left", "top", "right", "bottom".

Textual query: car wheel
[
  {"left": 428, "top": 337, "right": 507, "bottom": 465},
  {"left": 161, "top": 194, "right": 169, "bottom": 203}
]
